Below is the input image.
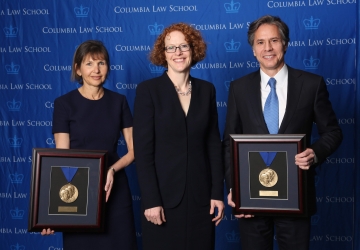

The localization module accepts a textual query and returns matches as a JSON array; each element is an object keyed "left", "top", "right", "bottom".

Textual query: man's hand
[
  {"left": 295, "top": 148, "right": 315, "bottom": 170},
  {"left": 144, "top": 206, "right": 166, "bottom": 225}
]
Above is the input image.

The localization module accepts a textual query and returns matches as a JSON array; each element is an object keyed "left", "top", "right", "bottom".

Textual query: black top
[{"left": 52, "top": 88, "right": 133, "bottom": 165}]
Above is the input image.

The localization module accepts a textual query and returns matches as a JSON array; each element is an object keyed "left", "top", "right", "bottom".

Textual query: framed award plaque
[
  {"left": 28, "top": 148, "right": 108, "bottom": 232},
  {"left": 230, "top": 134, "right": 307, "bottom": 216}
]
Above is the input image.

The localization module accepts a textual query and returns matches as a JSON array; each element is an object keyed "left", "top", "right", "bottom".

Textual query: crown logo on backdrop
[
  {"left": 10, "top": 207, "right": 24, "bottom": 219},
  {"left": 224, "top": 0, "right": 241, "bottom": 13},
  {"left": 7, "top": 99, "right": 21, "bottom": 111},
  {"left": 11, "top": 243, "right": 25, "bottom": 250},
  {"left": 303, "top": 56, "right": 320, "bottom": 69},
  {"left": 224, "top": 39, "right": 241, "bottom": 52},
  {"left": 303, "top": 16, "right": 320, "bottom": 30},
  {"left": 149, "top": 63, "right": 164, "bottom": 74},
  {"left": 8, "top": 135, "right": 23, "bottom": 147},
  {"left": 224, "top": 78, "right": 233, "bottom": 91},
  {"left": 74, "top": 5, "right": 90, "bottom": 17},
  {"left": 148, "top": 22, "right": 164, "bottom": 35},
  {"left": 5, "top": 62, "right": 20, "bottom": 74},
  {"left": 226, "top": 230, "right": 240, "bottom": 242},
  {"left": 3, "top": 25, "right": 19, "bottom": 37},
  {"left": 9, "top": 172, "right": 24, "bottom": 184},
  {"left": 311, "top": 215, "right": 320, "bottom": 225}
]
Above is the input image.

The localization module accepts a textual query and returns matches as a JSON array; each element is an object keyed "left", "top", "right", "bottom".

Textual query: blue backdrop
[{"left": 0, "top": 1, "right": 357, "bottom": 249}]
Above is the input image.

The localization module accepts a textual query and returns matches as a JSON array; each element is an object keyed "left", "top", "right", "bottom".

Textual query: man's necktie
[{"left": 264, "top": 78, "right": 279, "bottom": 134}]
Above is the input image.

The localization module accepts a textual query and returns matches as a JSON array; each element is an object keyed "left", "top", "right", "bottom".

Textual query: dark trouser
[{"left": 239, "top": 216, "right": 310, "bottom": 250}]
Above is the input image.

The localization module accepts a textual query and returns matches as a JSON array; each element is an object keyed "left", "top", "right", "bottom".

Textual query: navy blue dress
[{"left": 52, "top": 88, "right": 137, "bottom": 250}]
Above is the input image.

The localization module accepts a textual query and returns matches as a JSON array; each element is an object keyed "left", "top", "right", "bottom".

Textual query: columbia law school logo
[
  {"left": 9, "top": 172, "right": 24, "bottom": 184},
  {"left": 5, "top": 62, "right": 20, "bottom": 74},
  {"left": 3, "top": 25, "right": 18, "bottom": 37},
  {"left": 224, "top": 0, "right": 240, "bottom": 13},
  {"left": 7, "top": 99, "right": 21, "bottom": 111},
  {"left": 303, "top": 56, "right": 320, "bottom": 70},
  {"left": 149, "top": 63, "right": 164, "bottom": 74},
  {"left": 303, "top": 16, "right": 320, "bottom": 30},
  {"left": 10, "top": 207, "right": 25, "bottom": 219},
  {"left": 8, "top": 135, "right": 23, "bottom": 147},
  {"left": 224, "top": 39, "right": 241, "bottom": 52},
  {"left": 148, "top": 22, "right": 164, "bottom": 35},
  {"left": 11, "top": 243, "right": 25, "bottom": 250},
  {"left": 74, "top": 5, "right": 90, "bottom": 17}
]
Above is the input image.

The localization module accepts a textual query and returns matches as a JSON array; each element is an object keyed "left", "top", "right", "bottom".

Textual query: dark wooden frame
[
  {"left": 28, "top": 148, "right": 107, "bottom": 232},
  {"left": 231, "top": 134, "right": 307, "bottom": 216}
]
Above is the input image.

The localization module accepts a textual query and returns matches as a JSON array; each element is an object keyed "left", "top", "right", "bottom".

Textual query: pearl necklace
[{"left": 174, "top": 81, "right": 192, "bottom": 96}]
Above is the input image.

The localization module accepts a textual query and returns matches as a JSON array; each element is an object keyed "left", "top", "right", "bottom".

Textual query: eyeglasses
[{"left": 164, "top": 44, "right": 191, "bottom": 53}]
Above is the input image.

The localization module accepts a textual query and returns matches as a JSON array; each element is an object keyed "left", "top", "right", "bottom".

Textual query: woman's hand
[
  {"left": 41, "top": 228, "right": 54, "bottom": 235},
  {"left": 103, "top": 127, "right": 134, "bottom": 203},
  {"left": 144, "top": 206, "right": 166, "bottom": 225},
  {"left": 210, "top": 199, "right": 225, "bottom": 226},
  {"left": 104, "top": 168, "right": 115, "bottom": 202},
  {"left": 227, "top": 190, "right": 254, "bottom": 219}
]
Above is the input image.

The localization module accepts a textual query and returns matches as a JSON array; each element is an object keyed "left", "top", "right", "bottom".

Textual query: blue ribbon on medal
[
  {"left": 259, "top": 152, "right": 277, "bottom": 167},
  {"left": 59, "top": 167, "right": 79, "bottom": 203},
  {"left": 61, "top": 166, "right": 78, "bottom": 183},
  {"left": 258, "top": 152, "right": 278, "bottom": 187}
]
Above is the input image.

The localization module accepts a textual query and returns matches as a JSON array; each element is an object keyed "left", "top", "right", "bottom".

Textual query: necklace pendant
[{"left": 174, "top": 81, "right": 192, "bottom": 96}]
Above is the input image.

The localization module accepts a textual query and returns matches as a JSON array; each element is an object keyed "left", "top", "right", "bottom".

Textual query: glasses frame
[{"left": 164, "top": 44, "right": 191, "bottom": 53}]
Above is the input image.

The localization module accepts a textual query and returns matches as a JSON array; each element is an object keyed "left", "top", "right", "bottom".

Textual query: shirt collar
[{"left": 260, "top": 64, "right": 288, "bottom": 89}]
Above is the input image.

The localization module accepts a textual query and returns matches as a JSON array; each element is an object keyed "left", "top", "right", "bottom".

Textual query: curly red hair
[{"left": 150, "top": 23, "right": 207, "bottom": 67}]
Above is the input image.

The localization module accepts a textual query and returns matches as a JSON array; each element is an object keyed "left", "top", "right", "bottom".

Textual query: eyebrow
[
  {"left": 256, "top": 37, "right": 280, "bottom": 41},
  {"left": 165, "top": 43, "right": 187, "bottom": 46},
  {"left": 84, "top": 58, "right": 105, "bottom": 62}
]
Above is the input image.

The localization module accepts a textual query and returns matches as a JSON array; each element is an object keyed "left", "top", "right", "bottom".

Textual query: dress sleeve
[
  {"left": 120, "top": 96, "right": 133, "bottom": 129},
  {"left": 52, "top": 97, "right": 70, "bottom": 134}
]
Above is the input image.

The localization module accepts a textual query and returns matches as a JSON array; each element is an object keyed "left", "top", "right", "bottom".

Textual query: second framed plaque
[
  {"left": 28, "top": 148, "right": 108, "bottom": 232},
  {"left": 231, "top": 134, "right": 307, "bottom": 216}
]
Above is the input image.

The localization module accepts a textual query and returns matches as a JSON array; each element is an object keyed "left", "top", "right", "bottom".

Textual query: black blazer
[
  {"left": 223, "top": 66, "right": 342, "bottom": 214},
  {"left": 134, "top": 73, "right": 224, "bottom": 209}
]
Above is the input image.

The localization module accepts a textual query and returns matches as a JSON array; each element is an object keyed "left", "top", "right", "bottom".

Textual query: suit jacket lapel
[
  {"left": 161, "top": 72, "right": 188, "bottom": 118},
  {"left": 279, "top": 66, "right": 303, "bottom": 133}
]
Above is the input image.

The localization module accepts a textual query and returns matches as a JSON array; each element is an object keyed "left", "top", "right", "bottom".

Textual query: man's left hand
[{"left": 295, "top": 148, "right": 315, "bottom": 170}]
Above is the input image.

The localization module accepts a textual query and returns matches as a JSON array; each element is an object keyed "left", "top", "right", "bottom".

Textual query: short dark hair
[
  {"left": 71, "top": 40, "right": 110, "bottom": 84},
  {"left": 247, "top": 15, "right": 290, "bottom": 47},
  {"left": 150, "top": 22, "right": 207, "bottom": 67}
]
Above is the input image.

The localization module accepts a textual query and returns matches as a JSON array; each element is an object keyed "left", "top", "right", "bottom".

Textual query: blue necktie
[{"left": 264, "top": 78, "right": 279, "bottom": 134}]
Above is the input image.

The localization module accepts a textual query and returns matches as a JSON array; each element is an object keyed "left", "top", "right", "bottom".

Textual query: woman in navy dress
[{"left": 42, "top": 40, "right": 137, "bottom": 249}]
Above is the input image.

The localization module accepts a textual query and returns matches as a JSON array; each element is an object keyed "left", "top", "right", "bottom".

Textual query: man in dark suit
[{"left": 223, "top": 15, "right": 342, "bottom": 250}]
